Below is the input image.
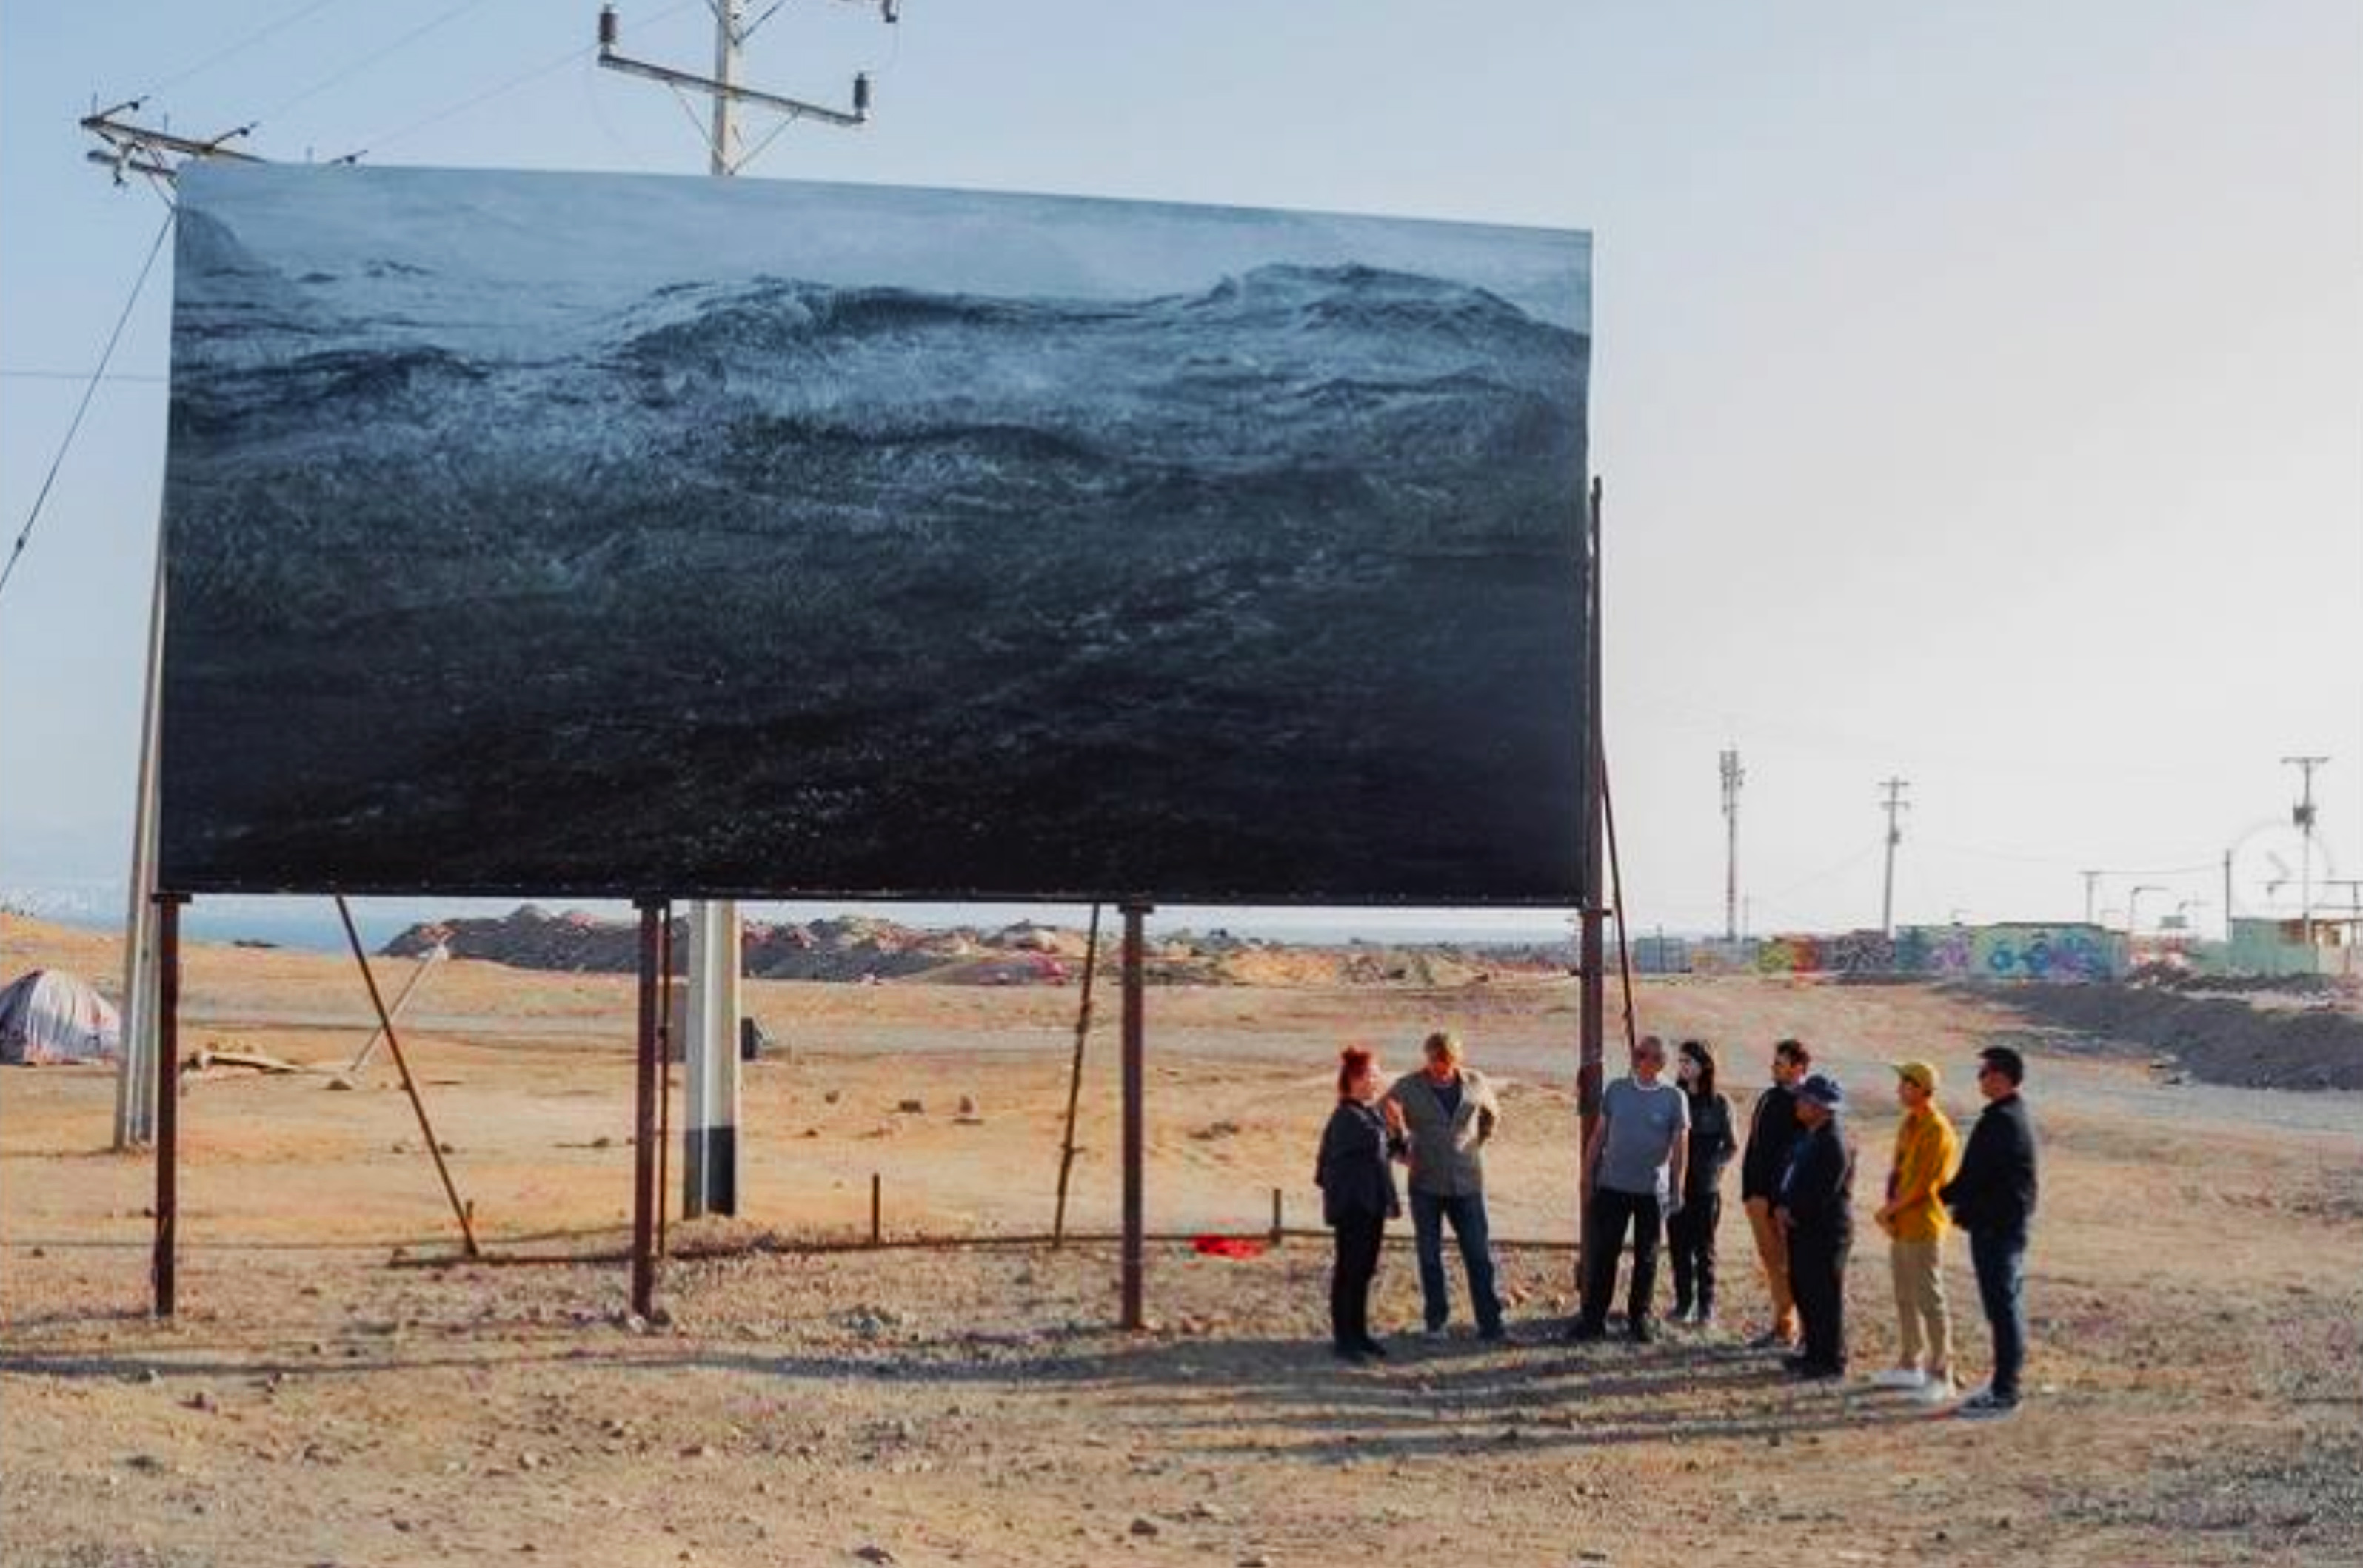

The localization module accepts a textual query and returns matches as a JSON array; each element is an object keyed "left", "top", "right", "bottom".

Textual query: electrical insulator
[
  {"left": 598, "top": 5, "right": 619, "bottom": 50},
  {"left": 853, "top": 72, "right": 872, "bottom": 115},
  {"left": 882, "top": 0, "right": 900, "bottom": 22}
]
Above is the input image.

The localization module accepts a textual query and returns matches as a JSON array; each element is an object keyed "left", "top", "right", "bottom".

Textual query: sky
[{"left": 2, "top": 0, "right": 2359, "bottom": 949}]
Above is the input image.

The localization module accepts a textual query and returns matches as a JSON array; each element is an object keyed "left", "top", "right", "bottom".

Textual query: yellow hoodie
[{"left": 1885, "top": 1104, "right": 1959, "bottom": 1242}]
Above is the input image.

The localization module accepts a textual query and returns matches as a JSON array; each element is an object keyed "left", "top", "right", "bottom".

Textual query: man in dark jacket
[
  {"left": 1740, "top": 1039, "right": 1811, "bottom": 1348},
  {"left": 1941, "top": 1044, "right": 2040, "bottom": 1418},
  {"left": 1776, "top": 1072, "right": 1854, "bottom": 1380}
]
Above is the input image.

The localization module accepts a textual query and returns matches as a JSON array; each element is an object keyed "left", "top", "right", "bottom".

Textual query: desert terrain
[{"left": 4, "top": 912, "right": 2359, "bottom": 1567}]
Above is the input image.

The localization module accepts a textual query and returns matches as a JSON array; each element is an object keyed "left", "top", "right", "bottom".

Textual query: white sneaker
[
  {"left": 1912, "top": 1373, "right": 1959, "bottom": 1404},
  {"left": 1870, "top": 1367, "right": 1928, "bottom": 1390}
]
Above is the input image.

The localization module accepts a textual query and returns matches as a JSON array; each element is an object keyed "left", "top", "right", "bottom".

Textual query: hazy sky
[{"left": 2, "top": 1, "right": 2357, "bottom": 945}]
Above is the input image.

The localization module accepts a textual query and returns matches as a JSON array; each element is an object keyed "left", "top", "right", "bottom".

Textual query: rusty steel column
[
  {"left": 631, "top": 899, "right": 664, "bottom": 1319},
  {"left": 150, "top": 892, "right": 186, "bottom": 1317},
  {"left": 1119, "top": 899, "right": 1151, "bottom": 1330}
]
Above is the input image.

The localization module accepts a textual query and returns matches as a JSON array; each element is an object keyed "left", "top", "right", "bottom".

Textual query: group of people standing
[{"left": 1314, "top": 1028, "right": 2040, "bottom": 1421}]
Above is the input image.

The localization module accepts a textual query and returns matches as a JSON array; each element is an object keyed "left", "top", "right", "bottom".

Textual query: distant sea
[{"left": 9, "top": 890, "right": 1580, "bottom": 955}]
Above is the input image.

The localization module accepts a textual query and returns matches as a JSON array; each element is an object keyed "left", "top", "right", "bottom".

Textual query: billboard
[{"left": 158, "top": 165, "right": 1591, "bottom": 903}]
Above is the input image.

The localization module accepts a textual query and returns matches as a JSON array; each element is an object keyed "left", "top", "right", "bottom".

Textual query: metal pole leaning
[
  {"left": 631, "top": 899, "right": 665, "bottom": 1320},
  {"left": 1052, "top": 901, "right": 1103, "bottom": 1246},
  {"left": 343, "top": 944, "right": 445, "bottom": 1077},
  {"left": 1602, "top": 748, "right": 1640, "bottom": 1056},
  {"left": 334, "top": 897, "right": 481, "bottom": 1259},
  {"left": 1119, "top": 899, "right": 1151, "bottom": 1330},
  {"left": 150, "top": 892, "right": 186, "bottom": 1316}
]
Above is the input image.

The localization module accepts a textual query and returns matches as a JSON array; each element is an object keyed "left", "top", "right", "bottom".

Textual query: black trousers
[
  {"left": 1789, "top": 1227, "right": 1851, "bottom": 1371},
  {"left": 1580, "top": 1187, "right": 1662, "bottom": 1329},
  {"left": 1330, "top": 1210, "right": 1386, "bottom": 1348},
  {"left": 1668, "top": 1191, "right": 1722, "bottom": 1313}
]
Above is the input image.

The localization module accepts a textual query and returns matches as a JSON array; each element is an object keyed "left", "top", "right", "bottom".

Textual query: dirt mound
[
  {"left": 381, "top": 907, "right": 1543, "bottom": 990},
  {"left": 1976, "top": 982, "right": 2363, "bottom": 1092}
]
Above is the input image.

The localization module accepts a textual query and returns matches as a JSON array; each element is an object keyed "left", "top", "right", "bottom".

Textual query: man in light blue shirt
[{"left": 1568, "top": 1034, "right": 1691, "bottom": 1344}]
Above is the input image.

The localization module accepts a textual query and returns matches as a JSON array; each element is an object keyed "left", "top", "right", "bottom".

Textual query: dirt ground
[{"left": 4, "top": 916, "right": 2360, "bottom": 1567}]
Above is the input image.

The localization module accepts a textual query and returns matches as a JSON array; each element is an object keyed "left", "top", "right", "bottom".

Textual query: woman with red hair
[{"left": 1315, "top": 1045, "right": 1408, "bottom": 1361}]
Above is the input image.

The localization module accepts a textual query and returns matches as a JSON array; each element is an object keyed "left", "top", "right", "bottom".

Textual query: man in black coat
[
  {"left": 1740, "top": 1039, "right": 1812, "bottom": 1349},
  {"left": 1942, "top": 1043, "right": 2040, "bottom": 1418},
  {"left": 1776, "top": 1072, "right": 1854, "bottom": 1380}
]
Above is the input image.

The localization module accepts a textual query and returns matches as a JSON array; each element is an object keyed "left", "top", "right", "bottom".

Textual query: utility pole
[
  {"left": 1877, "top": 777, "right": 1910, "bottom": 937},
  {"left": 2223, "top": 848, "right": 2236, "bottom": 943},
  {"left": 2282, "top": 755, "right": 2330, "bottom": 958},
  {"left": 1718, "top": 747, "right": 1743, "bottom": 944},
  {"left": 2127, "top": 884, "right": 2167, "bottom": 940},
  {"left": 2079, "top": 868, "right": 2102, "bottom": 927},
  {"left": 596, "top": 1, "right": 889, "bottom": 1218},
  {"left": 77, "top": 102, "right": 275, "bottom": 1150}
]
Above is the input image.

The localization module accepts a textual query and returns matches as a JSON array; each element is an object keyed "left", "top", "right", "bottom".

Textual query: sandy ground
[{"left": 4, "top": 917, "right": 2360, "bottom": 1567}]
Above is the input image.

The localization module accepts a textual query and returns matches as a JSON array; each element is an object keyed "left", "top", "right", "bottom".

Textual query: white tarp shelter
[{"left": 0, "top": 969, "right": 121, "bottom": 1064}]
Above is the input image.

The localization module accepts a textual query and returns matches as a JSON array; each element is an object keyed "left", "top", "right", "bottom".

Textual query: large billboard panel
[{"left": 159, "top": 165, "right": 1590, "bottom": 903}]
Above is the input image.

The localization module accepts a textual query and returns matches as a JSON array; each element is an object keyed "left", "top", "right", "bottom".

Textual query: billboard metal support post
[
  {"left": 150, "top": 892, "right": 186, "bottom": 1316},
  {"left": 631, "top": 899, "right": 666, "bottom": 1319},
  {"left": 658, "top": 910, "right": 675, "bottom": 1256},
  {"left": 1577, "top": 477, "right": 1606, "bottom": 1187},
  {"left": 1119, "top": 899, "right": 1151, "bottom": 1330}
]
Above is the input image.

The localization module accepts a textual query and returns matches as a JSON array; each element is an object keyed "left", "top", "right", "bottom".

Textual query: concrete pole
[
  {"left": 681, "top": 899, "right": 742, "bottom": 1216},
  {"left": 114, "top": 525, "right": 167, "bottom": 1148},
  {"left": 681, "top": 0, "right": 746, "bottom": 1219}
]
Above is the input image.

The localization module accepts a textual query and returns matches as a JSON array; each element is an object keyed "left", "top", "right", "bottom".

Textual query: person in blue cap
[{"left": 1775, "top": 1072, "right": 1855, "bottom": 1379}]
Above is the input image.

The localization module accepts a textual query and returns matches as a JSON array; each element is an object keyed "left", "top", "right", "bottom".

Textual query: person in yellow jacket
[{"left": 1872, "top": 1060, "right": 1959, "bottom": 1400}]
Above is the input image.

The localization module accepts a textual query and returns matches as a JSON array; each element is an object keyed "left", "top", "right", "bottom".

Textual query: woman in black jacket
[
  {"left": 1669, "top": 1039, "right": 1737, "bottom": 1325},
  {"left": 1315, "top": 1045, "right": 1407, "bottom": 1361}
]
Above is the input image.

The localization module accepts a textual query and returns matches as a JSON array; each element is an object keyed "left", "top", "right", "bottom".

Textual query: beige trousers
[
  {"left": 1742, "top": 1196, "right": 1797, "bottom": 1337},
  {"left": 1889, "top": 1235, "right": 1953, "bottom": 1373}
]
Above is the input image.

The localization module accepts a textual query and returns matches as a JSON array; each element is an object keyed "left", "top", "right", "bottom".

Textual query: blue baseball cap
[{"left": 1797, "top": 1073, "right": 1845, "bottom": 1110}]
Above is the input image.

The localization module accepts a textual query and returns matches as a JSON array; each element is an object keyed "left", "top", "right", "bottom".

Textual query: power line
[
  {"left": 257, "top": 0, "right": 495, "bottom": 128},
  {"left": 133, "top": 0, "right": 355, "bottom": 101},
  {"left": 0, "top": 211, "right": 175, "bottom": 609},
  {"left": 341, "top": 0, "right": 706, "bottom": 160},
  {"left": 0, "top": 368, "right": 167, "bottom": 383}
]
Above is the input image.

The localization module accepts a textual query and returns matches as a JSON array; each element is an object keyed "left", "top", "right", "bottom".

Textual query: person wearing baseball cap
[
  {"left": 1873, "top": 1061, "right": 1961, "bottom": 1401},
  {"left": 1775, "top": 1072, "right": 1855, "bottom": 1379}
]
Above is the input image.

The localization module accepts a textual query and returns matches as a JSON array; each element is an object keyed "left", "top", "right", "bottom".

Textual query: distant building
[{"left": 2224, "top": 916, "right": 2359, "bottom": 977}]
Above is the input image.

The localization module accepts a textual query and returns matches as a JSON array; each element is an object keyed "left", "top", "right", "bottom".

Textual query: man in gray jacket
[{"left": 1386, "top": 1031, "right": 1506, "bottom": 1340}]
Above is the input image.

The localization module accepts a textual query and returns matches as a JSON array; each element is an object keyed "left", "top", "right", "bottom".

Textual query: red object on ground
[{"left": 1191, "top": 1236, "right": 1268, "bottom": 1259}]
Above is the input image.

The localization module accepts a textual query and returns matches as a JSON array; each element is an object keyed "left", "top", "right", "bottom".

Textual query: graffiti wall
[
  {"left": 1705, "top": 923, "right": 2124, "bottom": 982},
  {"left": 1966, "top": 924, "right": 2122, "bottom": 982}
]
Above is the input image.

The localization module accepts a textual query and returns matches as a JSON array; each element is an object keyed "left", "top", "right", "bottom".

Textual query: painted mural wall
[{"left": 1686, "top": 924, "right": 2128, "bottom": 982}]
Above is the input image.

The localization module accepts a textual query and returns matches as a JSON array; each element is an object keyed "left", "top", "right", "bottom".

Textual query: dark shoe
[
  {"left": 1785, "top": 1358, "right": 1844, "bottom": 1381},
  {"left": 1355, "top": 1338, "right": 1390, "bottom": 1360},
  {"left": 1565, "top": 1319, "right": 1606, "bottom": 1344},
  {"left": 1332, "top": 1342, "right": 1371, "bottom": 1364},
  {"left": 1748, "top": 1328, "right": 1795, "bottom": 1351},
  {"left": 1628, "top": 1317, "right": 1658, "bottom": 1345},
  {"left": 1956, "top": 1389, "right": 2020, "bottom": 1420},
  {"left": 1670, "top": 1299, "right": 1693, "bottom": 1322},
  {"left": 1477, "top": 1323, "right": 1508, "bottom": 1344}
]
